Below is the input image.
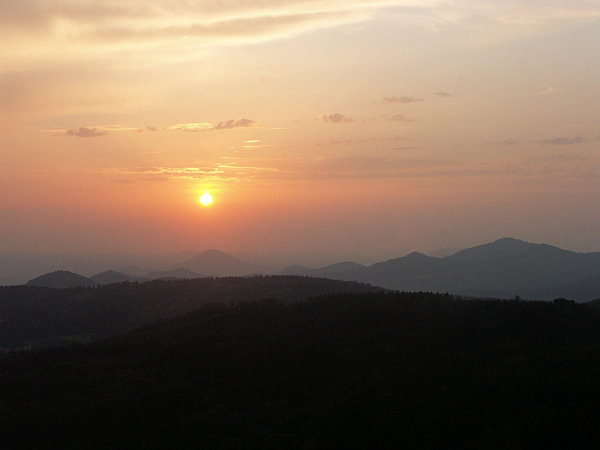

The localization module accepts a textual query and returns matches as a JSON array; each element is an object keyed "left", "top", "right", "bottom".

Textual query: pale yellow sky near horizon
[{"left": 1, "top": 0, "right": 599, "bottom": 259}]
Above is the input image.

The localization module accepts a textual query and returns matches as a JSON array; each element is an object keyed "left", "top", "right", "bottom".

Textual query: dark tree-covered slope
[
  {"left": 0, "top": 276, "right": 381, "bottom": 350},
  {"left": 3, "top": 293, "right": 600, "bottom": 449}
]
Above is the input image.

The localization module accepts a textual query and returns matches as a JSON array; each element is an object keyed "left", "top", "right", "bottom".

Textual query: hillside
[
  {"left": 146, "top": 268, "right": 203, "bottom": 280},
  {"left": 179, "top": 249, "right": 261, "bottom": 276},
  {"left": 3, "top": 293, "right": 600, "bottom": 449},
  {"left": 319, "top": 238, "right": 600, "bottom": 301},
  {"left": 26, "top": 270, "right": 95, "bottom": 288},
  {"left": 0, "top": 276, "right": 381, "bottom": 350},
  {"left": 90, "top": 270, "right": 147, "bottom": 285}
]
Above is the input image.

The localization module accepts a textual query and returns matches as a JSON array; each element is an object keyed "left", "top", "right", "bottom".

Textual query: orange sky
[{"left": 1, "top": 1, "right": 600, "bottom": 260}]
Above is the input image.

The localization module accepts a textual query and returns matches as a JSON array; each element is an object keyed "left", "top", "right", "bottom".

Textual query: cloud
[
  {"left": 65, "top": 127, "right": 108, "bottom": 138},
  {"left": 499, "top": 138, "right": 518, "bottom": 146},
  {"left": 533, "top": 136, "right": 584, "bottom": 146},
  {"left": 322, "top": 113, "right": 354, "bottom": 124},
  {"left": 387, "top": 114, "right": 415, "bottom": 123},
  {"left": 5, "top": 1, "right": 600, "bottom": 69},
  {"left": 214, "top": 118, "right": 256, "bottom": 129},
  {"left": 1, "top": 1, "right": 378, "bottom": 58},
  {"left": 146, "top": 126, "right": 159, "bottom": 131},
  {"left": 168, "top": 122, "right": 213, "bottom": 132},
  {"left": 434, "top": 91, "right": 451, "bottom": 97},
  {"left": 381, "top": 96, "right": 423, "bottom": 104},
  {"left": 168, "top": 119, "right": 255, "bottom": 132},
  {"left": 538, "top": 86, "right": 558, "bottom": 95}
]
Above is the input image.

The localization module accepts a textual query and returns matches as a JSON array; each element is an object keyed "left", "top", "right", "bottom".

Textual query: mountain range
[{"left": 21, "top": 238, "right": 600, "bottom": 301}]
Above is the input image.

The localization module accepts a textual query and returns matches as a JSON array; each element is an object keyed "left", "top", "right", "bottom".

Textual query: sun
[{"left": 199, "top": 192, "right": 213, "bottom": 206}]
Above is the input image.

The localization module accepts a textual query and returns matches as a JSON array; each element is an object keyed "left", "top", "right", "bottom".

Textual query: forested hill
[
  {"left": 3, "top": 293, "right": 600, "bottom": 449},
  {"left": 0, "top": 276, "right": 381, "bottom": 350}
]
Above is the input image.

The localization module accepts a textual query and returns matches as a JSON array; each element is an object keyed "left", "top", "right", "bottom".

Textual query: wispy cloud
[
  {"left": 168, "top": 122, "right": 213, "bottom": 132},
  {"left": 538, "top": 86, "right": 558, "bottom": 96},
  {"left": 322, "top": 113, "right": 354, "bottom": 124},
  {"left": 533, "top": 136, "right": 584, "bottom": 146},
  {"left": 434, "top": 91, "right": 451, "bottom": 97},
  {"left": 387, "top": 114, "right": 415, "bottom": 123},
  {"left": 65, "top": 127, "right": 108, "bottom": 138},
  {"left": 214, "top": 118, "right": 255, "bottom": 129},
  {"left": 499, "top": 138, "right": 518, "bottom": 146},
  {"left": 381, "top": 96, "right": 423, "bottom": 104},
  {"left": 169, "top": 119, "right": 255, "bottom": 132}
]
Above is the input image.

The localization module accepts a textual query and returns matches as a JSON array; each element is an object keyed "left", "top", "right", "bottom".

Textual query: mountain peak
[
  {"left": 446, "top": 237, "right": 569, "bottom": 262},
  {"left": 26, "top": 270, "right": 95, "bottom": 288},
  {"left": 180, "top": 250, "right": 261, "bottom": 276}
]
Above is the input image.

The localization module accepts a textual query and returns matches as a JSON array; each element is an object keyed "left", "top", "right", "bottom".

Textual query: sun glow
[{"left": 199, "top": 193, "right": 213, "bottom": 206}]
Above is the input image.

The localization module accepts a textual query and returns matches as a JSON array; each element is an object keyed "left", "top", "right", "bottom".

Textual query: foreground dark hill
[
  {"left": 0, "top": 276, "right": 381, "bottom": 350},
  {"left": 3, "top": 293, "right": 600, "bottom": 449},
  {"left": 331, "top": 238, "right": 600, "bottom": 300},
  {"left": 26, "top": 270, "right": 95, "bottom": 288}
]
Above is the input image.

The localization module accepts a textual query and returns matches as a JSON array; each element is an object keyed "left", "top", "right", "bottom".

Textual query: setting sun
[{"left": 199, "top": 193, "right": 213, "bottom": 206}]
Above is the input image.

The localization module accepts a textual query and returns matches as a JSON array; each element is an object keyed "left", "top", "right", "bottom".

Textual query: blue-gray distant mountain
[
  {"left": 179, "top": 250, "right": 262, "bottom": 276},
  {"left": 146, "top": 268, "right": 203, "bottom": 280},
  {"left": 279, "top": 264, "right": 314, "bottom": 275},
  {"left": 278, "top": 262, "right": 365, "bottom": 277},
  {"left": 90, "top": 270, "right": 147, "bottom": 285},
  {"left": 313, "top": 262, "right": 366, "bottom": 276},
  {"left": 117, "top": 265, "right": 150, "bottom": 277},
  {"left": 26, "top": 270, "right": 95, "bottom": 288},
  {"left": 305, "top": 238, "right": 600, "bottom": 301}
]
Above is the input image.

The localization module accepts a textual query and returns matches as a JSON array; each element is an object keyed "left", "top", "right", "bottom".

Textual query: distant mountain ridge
[
  {"left": 278, "top": 262, "right": 366, "bottom": 278},
  {"left": 326, "top": 238, "right": 600, "bottom": 301},
  {"left": 178, "top": 249, "right": 262, "bottom": 276},
  {"left": 90, "top": 270, "right": 146, "bottom": 285},
  {"left": 20, "top": 239, "right": 600, "bottom": 300},
  {"left": 26, "top": 270, "right": 95, "bottom": 288},
  {"left": 146, "top": 268, "right": 203, "bottom": 280}
]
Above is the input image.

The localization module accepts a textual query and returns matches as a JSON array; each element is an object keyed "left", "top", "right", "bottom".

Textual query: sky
[{"left": 1, "top": 0, "right": 600, "bottom": 263}]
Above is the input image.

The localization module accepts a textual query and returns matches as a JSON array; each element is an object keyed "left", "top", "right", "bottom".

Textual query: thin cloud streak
[
  {"left": 65, "top": 127, "right": 108, "bottom": 138},
  {"left": 381, "top": 96, "right": 423, "bottom": 104},
  {"left": 533, "top": 136, "right": 585, "bottom": 146},
  {"left": 169, "top": 119, "right": 256, "bottom": 132},
  {"left": 322, "top": 113, "right": 354, "bottom": 124}
]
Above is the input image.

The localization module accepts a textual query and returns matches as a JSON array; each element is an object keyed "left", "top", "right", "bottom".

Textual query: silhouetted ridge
[
  {"left": 90, "top": 270, "right": 146, "bottom": 285},
  {"left": 313, "top": 261, "right": 366, "bottom": 275},
  {"left": 446, "top": 237, "right": 569, "bottom": 261},
  {"left": 179, "top": 249, "right": 261, "bottom": 276},
  {"left": 280, "top": 238, "right": 600, "bottom": 301},
  {"left": 26, "top": 270, "right": 94, "bottom": 288},
  {"left": 147, "top": 268, "right": 203, "bottom": 280},
  {"left": 0, "top": 276, "right": 382, "bottom": 350},
  {"left": 278, "top": 264, "right": 314, "bottom": 275}
]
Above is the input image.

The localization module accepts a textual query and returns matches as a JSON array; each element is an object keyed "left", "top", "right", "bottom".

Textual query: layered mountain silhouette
[
  {"left": 327, "top": 238, "right": 600, "bottom": 301},
  {"left": 21, "top": 238, "right": 600, "bottom": 300},
  {"left": 178, "top": 249, "right": 261, "bottom": 276},
  {"left": 146, "top": 268, "right": 203, "bottom": 280},
  {"left": 279, "top": 262, "right": 366, "bottom": 277},
  {"left": 90, "top": 270, "right": 146, "bottom": 285},
  {"left": 26, "top": 270, "right": 95, "bottom": 288}
]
